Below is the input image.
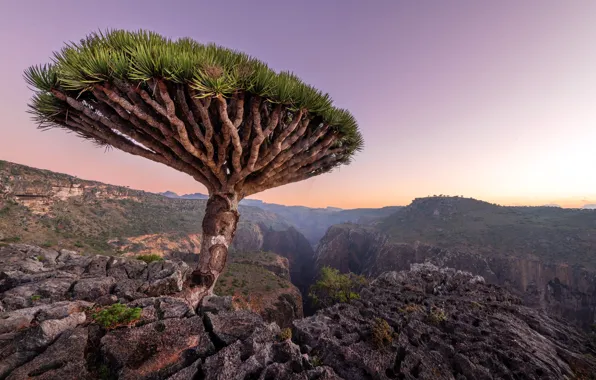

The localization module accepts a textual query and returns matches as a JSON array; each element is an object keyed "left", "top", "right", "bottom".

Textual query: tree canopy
[{"left": 24, "top": 29, "right": 363, "bottom": 197}]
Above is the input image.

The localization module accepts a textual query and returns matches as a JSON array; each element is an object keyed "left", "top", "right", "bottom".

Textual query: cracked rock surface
[{"left": 1, "top": 245, "right": 595, "bottom": 379}]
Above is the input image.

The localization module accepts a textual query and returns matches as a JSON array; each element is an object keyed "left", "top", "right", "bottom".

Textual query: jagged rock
[
  {"left": 18, "top": 311, "right": 86, "bottom": 351},
  {"left": 139, "top": 260, "right": 189, "bottom": 296},
  {"left": 0, "top": 350, "right": 37, "bottom": 380},
  {"left": 201, "top": 322, "right": 341, "bottom": 380},
  {"left": 205, "top": 310, "right": 264, "bottom": 346},
  {"left": 0, "top": 301, "right": 89, "bottom": 334},
  {"left": 83, "top": 254, "right": 110, "bottom": 277},
  {"left": 167, "top": 359, "right": 201, "bottom": 379},
  {"left": 159, "top": 296, "right": 194, "bottom": 318},
  {"left": 6, "top": 327, "right": 90, "bottom": 380},
  {"left": 107, "top": 256, "right": 147, "bottom": 280},
  {"left": 1, "top": 278, "right": 75, "bottom": 310},
  {"left": 199, "top": 295, "right": 233, "bottom": 314},
  {"left": 34, "top": 300, "right": 93, "bottom": 322},
  {"left": 113, "top": 279, "right": 145, "bottom": 301},
  {"left": 101, "top": 316, "right": 214, "bottom": 379},
  {"left": 72, "top": 276, "right": 116, "bottom": 300},
  {"left": 293, "top": 265, "right": 596, "bottom": 379},
  {"left": 1, "top": 244, "right": 595, "bottom": 380},
  {"left": 316, "top": 223, "right": 596, "bottom": 330}
]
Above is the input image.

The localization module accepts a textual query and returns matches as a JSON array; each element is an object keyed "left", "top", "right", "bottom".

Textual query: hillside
[
  {"left": 379, "top": 196, "right": 596, "bottom": 269},
  {"left": 0, "top": 160, "right": 291, "bottom": 255}
]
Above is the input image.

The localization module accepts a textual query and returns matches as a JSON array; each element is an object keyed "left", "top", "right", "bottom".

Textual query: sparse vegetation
[
  {"left": 278, "top": 327, "right": 292, "bottom": 341},
  {"left": 0, "top": 161, "right": 291, "bottom": 257},
  {"left": 310, "top": 355, "right": 323, "bottom": 367},
  {"left": 400, "top": 304, "right": 423, "bottom": 313},
  {"left": 92, "top": 303, "right": 142, "bottom": 330},
  {"left": 428, "top": 307, "right": 447, "bottom": 325},
  {"left": 308, "top": 266, "right": 368, "bottom": 309},
  {"left": 135, "top": 254, "right": 163, "bottom": 264},
  {"left": 30, "top": 295, "right": 41, "bottom": 301},
  {"left": 371, "top": 318, "right": 393, "bottom": 349}
]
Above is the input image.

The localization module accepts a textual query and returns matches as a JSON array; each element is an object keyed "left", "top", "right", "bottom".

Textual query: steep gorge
[{"left": 316, "top": 220, "right": 596, "bottom": 329}]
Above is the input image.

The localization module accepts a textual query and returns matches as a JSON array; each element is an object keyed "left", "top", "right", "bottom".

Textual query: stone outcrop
[
  {"left": 316, "top": 224, "right": 596, "bottom": 330},
  {"left": 293, "top": 263, "right": 596, "bottom": 379},
  {"left": 1, "top": 243, "right": 595, "bottom": 379}
]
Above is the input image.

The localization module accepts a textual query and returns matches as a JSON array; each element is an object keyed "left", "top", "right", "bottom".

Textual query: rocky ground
[{"left": 1, "top": 244, "right": 595, "bottom": 379}]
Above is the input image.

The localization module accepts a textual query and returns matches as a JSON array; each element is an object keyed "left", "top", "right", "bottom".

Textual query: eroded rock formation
[
  {"left": 1, "top": 244, "right": 595, "bottom": 379},
  {"left": 316, "top": 224, "right": 596, "bottom": 330}
]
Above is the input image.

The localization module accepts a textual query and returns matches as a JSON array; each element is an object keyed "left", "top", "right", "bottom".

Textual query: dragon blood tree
[{"left": 25, "top": 30, "right": 363, "bottom": 293}]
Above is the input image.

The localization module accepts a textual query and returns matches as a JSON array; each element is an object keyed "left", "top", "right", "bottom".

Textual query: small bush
[
  {"left": 311, "top": 355, "right": 323, "bottom": 367},
  {"left": 278, "top": 327, "right": 292, "bottom": 341},
  {"left": 31, "top": 295, "right": 42, "bottom": 301},
  {"left": 92, "top": 303, "right": 142, "bottom": 329},
  {"left": 371, "top": 318, "right": 393, "bottom": 349},
  {"left": 136, "top": 254, "right": 163, "bottom": 264},
  {"left": 40, "top": 241, "right": 55, "bottom": 248},
  {"left": 400, "top": 304, "right": 422, "bottom": 313},
  {"left": 428, "top": 308, "right": 447, "bottom": 325},
  {"left": 4, "top": 236, "right": 21, "bottom": 243},
  {"left": 35, "top": 255, "right": 46, "bottom": 261},
  {"left": 308, "top": 266, "right": 368, "bottom": 309}
]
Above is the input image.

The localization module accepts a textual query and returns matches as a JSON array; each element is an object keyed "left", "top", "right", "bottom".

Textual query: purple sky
[{"left": 1, "top": 0, "right": 596, "bottom": 208}]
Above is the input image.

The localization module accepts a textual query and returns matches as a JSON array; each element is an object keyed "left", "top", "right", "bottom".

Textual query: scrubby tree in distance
[{"left": 25, "top": 30, "right": 363, "bottom": 294}]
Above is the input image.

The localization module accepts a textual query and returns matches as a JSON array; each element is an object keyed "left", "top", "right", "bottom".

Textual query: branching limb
[{"left": 215, "top": 94, "right": 243, "bottom": 175}]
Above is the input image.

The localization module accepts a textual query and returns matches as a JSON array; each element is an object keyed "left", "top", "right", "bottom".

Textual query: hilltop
[{"left": 378, "top": 196, "right": 596, "bottom": 269}]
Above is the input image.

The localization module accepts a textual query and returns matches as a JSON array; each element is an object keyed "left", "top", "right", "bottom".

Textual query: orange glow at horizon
[{"left": 1, "top": 1, "right": 596, "bottom": 210}]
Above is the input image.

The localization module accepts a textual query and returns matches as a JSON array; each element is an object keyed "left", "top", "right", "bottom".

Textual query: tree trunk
[{"left": 191, "top": 192, "right": 239, "bottom": 294}]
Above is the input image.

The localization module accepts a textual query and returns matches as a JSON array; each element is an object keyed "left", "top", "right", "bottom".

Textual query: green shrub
[
  {"left": 4, "top": 236, "right": 21, "bottom": 243},
  {"left": 308, "top": 266, "right": 367, "bottom": 309},
  {"left": 30, "top": 295, "right": 42, "bottom": 301},
  {"left": 371, "top": 318, "right": 393, "bottom": 349},
  {"left": 278, "top": 327, "right": 292, "bottom": 341},
  {"left": 428, "top": 308, "right": 447, "bottom": 325},
  {"left": 92, "top": 303, "right": 142, "bottom": 329},
  {"left": 135, "top": 254, "right": 163, "bottom": 264},
  {"left": 311, "top": 355, "right": 323, "bottom": 367}
]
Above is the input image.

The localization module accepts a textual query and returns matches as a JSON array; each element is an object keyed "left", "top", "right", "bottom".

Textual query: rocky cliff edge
[{"left": 1, "top": 245, "right": 595, "bottom": 379}]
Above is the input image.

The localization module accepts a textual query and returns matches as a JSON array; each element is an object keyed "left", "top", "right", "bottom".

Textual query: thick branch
[
  {"left": 188, "top": 91, "right": 216, "bottom": 162},
  {"left": 215, "top": 95, "right": 242, "bottom": 175},
  {"left": 251, "top": 109, "right": 305, "bottom": 174},
  {"left": 253, "top": 122, "right": 331, "bottom": 182},
  {"left": 92, "top": 87, "right": 220, "bottom": 186},
  {"left": 64, "top": 112, "right": 212, "bottom": 188},
  {"left": 176, "top": 85, "right": 207, "bottom": 149},
  {"left": 243, "top": 154, "right": 344, "bottom": 197}
]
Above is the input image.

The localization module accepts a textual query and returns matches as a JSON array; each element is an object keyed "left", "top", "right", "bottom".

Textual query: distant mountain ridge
[
  {"left": 161, "top": 190, "right": 401, "bottom": 245},
  {"left": 0, "top": 160, "right": 292, "bottom": 255}
]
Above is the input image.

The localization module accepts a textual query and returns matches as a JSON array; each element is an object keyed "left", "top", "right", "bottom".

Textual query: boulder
[
  {"left": 101, "top": 316, "right": 214, "bottom": 379},
  {"left": 204, "top": 310, "right": 264, "bottom": 346},
  {"left": 18, "top": 311, "right": 86, "bottom": 351},
  {"left": 72, "top": 276, "right": 116, "bottom": 300},
  {"left": 6, "top": 327, "right": 90, "bottom": 380}
]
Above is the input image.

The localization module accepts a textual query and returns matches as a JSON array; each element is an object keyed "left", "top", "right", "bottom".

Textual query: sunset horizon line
[{"left": 3, "top": 157, "right": 594, "bottom": 211}]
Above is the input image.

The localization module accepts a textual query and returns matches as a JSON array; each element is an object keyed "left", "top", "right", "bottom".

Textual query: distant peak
[{"left": 159, "top": 191, "right": 179, "bottom": 198}]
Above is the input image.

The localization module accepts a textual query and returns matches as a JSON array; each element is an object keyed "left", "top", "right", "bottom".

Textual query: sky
[{"left": 1, "top": 0, "right": 596, "bottom": 209}]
